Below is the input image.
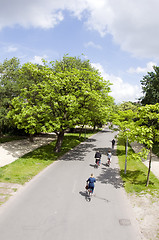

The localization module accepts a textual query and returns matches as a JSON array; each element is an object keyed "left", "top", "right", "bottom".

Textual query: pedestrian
[{"left": 111, "top": 139, "right": 115, "bottom": 149}]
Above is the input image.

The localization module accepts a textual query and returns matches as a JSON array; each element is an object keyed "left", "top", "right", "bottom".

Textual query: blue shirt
[{"left": 87, "top": 177, "right": 96, "bottom": 188}]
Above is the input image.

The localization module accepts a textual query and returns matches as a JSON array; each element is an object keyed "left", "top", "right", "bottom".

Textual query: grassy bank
[
  {"left": 117, "top": 136, "right": 159, "bottom": 196},
  {"left": 0, "top": 131, "right": 95, "bottom": 185}
]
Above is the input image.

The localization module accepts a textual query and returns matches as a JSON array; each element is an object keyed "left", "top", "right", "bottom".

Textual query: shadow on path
[
  {"left": 96, "top": 166, "right": 124, "bottom": 189},
  {"left": 60, "top": 142, "right": 96, "bottom": 161}
]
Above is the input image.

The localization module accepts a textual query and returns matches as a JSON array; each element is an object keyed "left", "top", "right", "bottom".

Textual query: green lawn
[
  {"left": 117, "top": 136, "right": 159, "bottom": 197},
  {"left": 0, "top": 135, "right": 27, "bottom": 143},
  {"left": 0, "top": 132, "right": 94, "bottom": 185}
]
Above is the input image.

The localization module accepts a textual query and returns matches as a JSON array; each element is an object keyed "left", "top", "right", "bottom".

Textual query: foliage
[
  {"left": 117, "top": 101, "right": 140, "bottom": 111},
  {"left": 111, "top": 102, "right": 159, "bottom": 186},
  {"left": 140, "top": 65, "right": 159, "bottom": 105},
  {"left": 0, "top": 57, "right": 21, "bottom": 134},
  {"left": 8, "top": 56, "right": 113, "bottom": 152},
  {"left": 152, "top": 142, "right": 159, "bottom": 157}
]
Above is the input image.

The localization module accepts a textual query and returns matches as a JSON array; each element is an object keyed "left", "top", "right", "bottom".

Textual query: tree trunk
[
  {"left": 54, "top": 130, "right": 65, "bottom": 152},
  {"left": 146, "top": 147, "right": 152, "bottom": 187},
  {"left": 124, "top": 137, "right": 128, "bottom": 174},
  {"left": 29, "top": 134, "right": 34, "bottom": 142}
]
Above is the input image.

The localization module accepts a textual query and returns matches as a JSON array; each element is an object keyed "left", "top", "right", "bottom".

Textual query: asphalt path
[{"left": 0, "top": 128, "right": 141, "bottom": 240}]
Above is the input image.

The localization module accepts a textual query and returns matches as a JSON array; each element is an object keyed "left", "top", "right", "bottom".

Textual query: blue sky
[{"left": 0, "top": 0, "right": 159, "bottom": 103}]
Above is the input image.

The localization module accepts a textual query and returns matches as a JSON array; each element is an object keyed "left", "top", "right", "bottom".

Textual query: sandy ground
[
  {"left": 130, "top": 142, "right": 159, "bottom": 240},
  {"left": 0, "top": 137, "right": 159, "bottom": 239},
  {"left": 0, "top": 134, "right": 55, "bottom": 167}
]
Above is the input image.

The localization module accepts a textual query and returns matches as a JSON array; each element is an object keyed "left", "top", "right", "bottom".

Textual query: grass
[
  {"left": 0, "top": 135, "right": 27, "bottom": 143},
  {"left": 0, "top": 132, "right": 95, "bottom": 185},
  {"left": 117, "top": 136, "right": 159, "bottom": 196}
]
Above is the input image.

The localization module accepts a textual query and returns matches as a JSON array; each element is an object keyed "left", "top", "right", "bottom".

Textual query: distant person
[
  {"left": 95, "top": 151, "right": 101, "bottom": 165},
  {"left": 107, "top": 150, "right": 112, "bottom": 166},
  {"left": 112, "top": 139, "right": 115, "bottom": 149}
]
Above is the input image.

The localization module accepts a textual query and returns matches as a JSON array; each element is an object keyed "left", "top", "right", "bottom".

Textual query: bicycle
[
  {"left": 85, "top": 184, "right": 93, "bottom": 201},
  {"left": 94, "top": 158, "right": 100, "bottom": 168}
]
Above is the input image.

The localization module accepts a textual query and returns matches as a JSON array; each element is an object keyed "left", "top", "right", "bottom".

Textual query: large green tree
[
  {"left": 140, "top": 66, "right": 159, "bottom": 105},
  {"left": 8, "top": 56, "right": 113, "bottom": 152},
  {"left": 0, "top": 57, "right": 21, "bottom": 135}
]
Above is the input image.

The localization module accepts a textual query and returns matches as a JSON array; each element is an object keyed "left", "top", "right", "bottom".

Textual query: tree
[
  {"left": 132, "top": 104, "right": 159, "bottom": 186},
  {"left": 8, "top": 56, "right": 113, "bottom": 152},
  {"left": 0, "top": 57, "right": 21, "bottom": 135},
  {"left": 140, "top": 66, "right": 159, "bottom": 105}
]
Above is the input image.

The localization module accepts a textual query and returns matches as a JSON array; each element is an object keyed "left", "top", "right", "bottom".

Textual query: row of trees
[
  {"left": 0, "top": 56, "right": 114, "bottom": 152},
  {"left": 111, "top": 101, "right": 159, "bottom": 186},
  {"left": 110, "top": 65, "right": 159, "bottom": 186}
]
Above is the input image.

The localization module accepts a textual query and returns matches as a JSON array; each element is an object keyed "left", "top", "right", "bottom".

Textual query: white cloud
[
  {"left": 30, "top": 55, "right": 48, "bottom": 65},
  {"left": 128, "top": 62, "right": 157, "bottom": 74},
  {"left": 1, "top": 1, "right": 159, "bottom": 58},
  {"left": 109, "top": 75, "right": 142, "bottom": 103},
  {"left": 6, "top": 46, "right": 18, "bottom": 53},
  {"left": 84, "top": 41, "right": 102, "bottom": 50},
  {"left": 91, "top": 62, "right": 142, "bottom": 103},
  {"left": 84, "top": 0, "right": 159, "bottom": 58}
]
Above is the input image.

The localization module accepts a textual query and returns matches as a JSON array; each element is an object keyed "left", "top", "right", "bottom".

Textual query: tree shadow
[
  {"left": 85, "top": 138, "right": 97, "bottom": 142},
  {"left": 120, "top": 169, "right": 154, "bottom": 186},
  {"left": 96, "top": 167, "right": 124, "bottom": 189},
  {"left": 100, "top": 129, "right": 111, "bottom": 133},
  {"left": 59, "top": 141, "right": 96, "bottom": 161}
]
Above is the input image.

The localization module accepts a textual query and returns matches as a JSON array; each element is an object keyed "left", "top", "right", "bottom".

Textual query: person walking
[{"left": 111, "top": 139, "right": 115, "bottom": 149}]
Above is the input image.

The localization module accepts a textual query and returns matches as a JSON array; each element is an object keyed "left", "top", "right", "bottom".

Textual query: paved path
[
  {"left": 0, "top": 129, "right": 141, "bottom": 240},
  {"left": 131, "top": 142, "right": 159, "bottom": 179}
]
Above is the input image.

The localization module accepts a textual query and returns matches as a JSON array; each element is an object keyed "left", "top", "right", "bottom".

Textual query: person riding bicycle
[
  {"left": 86, "top": 174, "right": 96, "bottom": 194},
  {"left": 95, "top": 151, "right": 101, "bottom": 165},
  {"left": 107, "top": 150, "right": 112, "bottom": 165}
]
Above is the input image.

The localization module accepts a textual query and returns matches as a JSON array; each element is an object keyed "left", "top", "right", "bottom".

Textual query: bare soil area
[
  {"left": 0, "top": 182, "right": 22, "bottom": 205},
  {"left": 129, "top": 192, "right": 159, "bottom": 240}
]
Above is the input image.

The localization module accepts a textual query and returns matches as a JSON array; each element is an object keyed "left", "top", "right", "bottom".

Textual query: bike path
[{"left": 0, "top": 128, "right": 141, "bottom": 240}]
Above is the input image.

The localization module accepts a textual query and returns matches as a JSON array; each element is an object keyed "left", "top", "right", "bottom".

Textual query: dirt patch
[
  {"left": 0, "top": 182, "right": 22, "bottom": 205},
  {"left": 129, "top": 193, "right": 159, "bottom": 240}
]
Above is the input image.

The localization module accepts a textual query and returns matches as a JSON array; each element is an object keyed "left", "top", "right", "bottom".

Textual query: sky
[{"left": 0, "top": 0, "right": 159, "bottom": 104}]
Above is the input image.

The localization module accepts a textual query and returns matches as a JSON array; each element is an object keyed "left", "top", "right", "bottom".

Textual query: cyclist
[
  {"left": 86, "top": 173, "right": 96, "bottom": 194},
  {"left": 95, "top": 151, "right": 101, "bottom": 165},
  {"left": 107, "top": 150, "right": 112, "bottom": 165}
]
